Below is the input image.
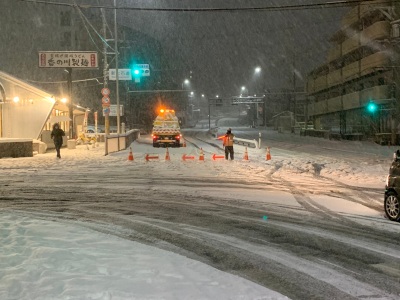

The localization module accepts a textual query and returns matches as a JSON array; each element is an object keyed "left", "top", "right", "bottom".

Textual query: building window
[
  {"left": 60, "top": 32, "right": 72, "bottom": 47},
  {"left": 60, "top": 11, "right": 71, "bottom": 26}
]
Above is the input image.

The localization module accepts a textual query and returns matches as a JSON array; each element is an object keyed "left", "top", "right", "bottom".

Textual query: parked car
[
  {"left": 384, "top": 151, "right": 400, "bottom": 221},
  {"left": 85, "top": 126, "right": 105, "bottom": 133}
]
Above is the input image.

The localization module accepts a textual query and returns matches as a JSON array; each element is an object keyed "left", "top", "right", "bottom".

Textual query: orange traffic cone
[
  {"left": 128, "top": 147, "right": 134, "bottom": 161},
  {"left": 165, "top": 147, "right": 170, "bottom": 161},
  {"left": 199, "top": 148, "right": 204, "bottom": 161},
  {"left": 243, "top": 147, "right": 249, "bottom": 161},
  {"left": 266, "top": 147, "right": 271, "bottom": 161}
]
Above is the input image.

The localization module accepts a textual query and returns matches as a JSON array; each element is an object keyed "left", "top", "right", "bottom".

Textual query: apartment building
[{"left": 306, "top": 0, "right": 400, "bottom": 138}]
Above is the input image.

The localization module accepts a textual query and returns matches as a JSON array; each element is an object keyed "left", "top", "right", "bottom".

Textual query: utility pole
[
  {"left": 293, "top": 53, "right": 297, "bottom": 127},
  {"left": 114, "top": 0, "right": 121, "bottom": 134},
  {"left": 208, "top": 100, "right": 211, "bottom": 129},
  {"left": 101, "top": 8, "right": 109, "bottom": 136},
  {"left": 66, "top": 67, "right": 73, "bottom": 139}
]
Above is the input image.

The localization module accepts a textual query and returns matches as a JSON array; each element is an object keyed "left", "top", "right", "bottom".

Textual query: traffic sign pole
[{"left": 101, "top": 87, "right": 110, "bottom": 136}]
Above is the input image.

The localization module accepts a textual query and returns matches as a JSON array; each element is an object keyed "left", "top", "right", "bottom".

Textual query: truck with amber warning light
[{"left": 152, "top": 109, "right": 184, "bottom": 148}]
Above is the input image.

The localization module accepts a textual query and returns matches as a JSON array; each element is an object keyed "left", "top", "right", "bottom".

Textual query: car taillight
[
  {"left": 175, "top": 135, "right": 180, "bottom": 139},
  {"left": 152, "top": 135, "right": 158, "bottom": 140}
]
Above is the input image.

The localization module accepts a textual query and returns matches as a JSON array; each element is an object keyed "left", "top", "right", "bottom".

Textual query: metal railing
[
  {"left": 105, "top": 129, "right": 140, "bottom": 155},
  {"left": 233, "top": 137, "right": 259, "bottom": 149}
]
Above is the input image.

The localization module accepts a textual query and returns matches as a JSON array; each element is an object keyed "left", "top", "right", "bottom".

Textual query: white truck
[{"left": 152, "top": 109, "right": 183, "bottom": 148}]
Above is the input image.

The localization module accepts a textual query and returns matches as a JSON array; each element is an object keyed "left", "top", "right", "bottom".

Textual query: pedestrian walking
[
  {"left": 223, "top": 128, "right": 234, "bottom": 160},
  {"left": 51, "top": 123, "right": 65, "bottom": 159}
]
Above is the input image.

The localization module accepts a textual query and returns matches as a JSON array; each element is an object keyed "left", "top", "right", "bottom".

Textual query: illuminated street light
[
  {"left": 241, "top": 86, "right": 246, "bottom": 91},
  {"left": 201, "top": 94, "right": 205, "bottom": 97},
  {"left": 255, "top": 67, "right": 261, "bottom": 73},
  {"left": 61, "top": 98, "right": 68, "bottom": 103},
  {"left": 190, "top": 91, "right": 194, "bottom": 96},
  {"left": 13, "top": 96, "right": 20, "bottom": 103},
  {"left": 182, "top": 79, "right": 190, "bottom": 90}
]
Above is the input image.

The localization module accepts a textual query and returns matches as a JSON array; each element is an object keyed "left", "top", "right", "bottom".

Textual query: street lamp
[
  {"left": 182, "top": 79, "right": 190, "bottom": 90},
  {"left": 241, "top": 86, "right": 248, "bottom": 96},
  {"left": 255, "top": 67, "right": 261, "bottom": 74}
]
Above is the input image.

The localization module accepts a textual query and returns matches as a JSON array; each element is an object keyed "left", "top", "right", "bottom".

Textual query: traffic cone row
[
  {"left": 128, "top": 147, "right": 134, "bottom": 161},
  {"left": 128, "top": 146, "right": 272, "bottom": 162}
]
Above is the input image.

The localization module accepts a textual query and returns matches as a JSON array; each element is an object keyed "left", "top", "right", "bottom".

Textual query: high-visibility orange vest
[{"left": 223, "top": 133, "right": 234, "bottom": 146}]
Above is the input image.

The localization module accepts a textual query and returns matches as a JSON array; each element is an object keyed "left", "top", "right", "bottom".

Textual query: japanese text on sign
[
  {"left": 38, "top": 51, "right": 98, "bottom": 68},
  {"left": 109, "top": 69, "right": 132, "bottom": 81}
]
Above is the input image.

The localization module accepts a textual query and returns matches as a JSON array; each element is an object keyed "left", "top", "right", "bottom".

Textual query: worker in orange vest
[{"left": 223, "top": 128, "right": 234, "bottom": 160}]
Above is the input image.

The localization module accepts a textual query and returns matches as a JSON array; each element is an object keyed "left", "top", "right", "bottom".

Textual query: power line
[
  {"left": 26, "top": 77, "right": 104, "bottom": 84},
  {"left": 73, "top": 0, "right": 115, "bottom": 52},
  {"left": 18, "top": 0, "right": 400, "bottom": 13}
]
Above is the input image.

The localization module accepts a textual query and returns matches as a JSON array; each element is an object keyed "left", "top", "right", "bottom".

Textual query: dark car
[{"left": 384, "top": 151, "right": 400, "bottom": 222}]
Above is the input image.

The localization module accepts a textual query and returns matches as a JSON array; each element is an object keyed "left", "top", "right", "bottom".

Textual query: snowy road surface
[{"left": 0, "top": 126, "right": 399, "bottom": 299}]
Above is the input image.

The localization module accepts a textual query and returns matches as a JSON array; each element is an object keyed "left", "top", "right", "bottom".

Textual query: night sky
[
  {"left": 115, "top": 0, "right": 347, "bottom": 97},
  {"left": 13, "top": 0, "right": 347, "bottom": 98}
]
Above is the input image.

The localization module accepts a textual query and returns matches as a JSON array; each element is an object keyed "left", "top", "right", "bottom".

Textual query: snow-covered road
[{"left": 0, "top": 126, "right": 399, "bottom": 299}]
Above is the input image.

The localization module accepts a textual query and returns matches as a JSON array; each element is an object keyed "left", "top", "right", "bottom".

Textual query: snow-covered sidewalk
[{"left": 0, "top": 213, "right": 289, "bottom": 300}]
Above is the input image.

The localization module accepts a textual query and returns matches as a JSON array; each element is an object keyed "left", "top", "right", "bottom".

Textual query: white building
[{"left": 0, "top": 71, "right": 85, "bottom": 150}]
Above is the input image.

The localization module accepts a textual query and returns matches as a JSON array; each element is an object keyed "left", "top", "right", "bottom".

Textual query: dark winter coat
[{"left": 51, "top": 127, "right": 65, "bottom": 147}]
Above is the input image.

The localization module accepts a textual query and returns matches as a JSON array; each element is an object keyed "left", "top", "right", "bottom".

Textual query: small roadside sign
[
  {"left": 109, "top": 69, "right": 132, "bottom": 80},
  {"left": 133, "top": 64, "right": 150, "bottom": 77},
  {"left": 109, "top": 104, "right": 124, "bottom": 116},
  {"left": 101, "top": 88, "right": 110, "bottom": 96},
  {"left": 102, "top": 97, "right": 111, "bottom": 106},
  {"left": 103, "top": 107, "right": 110, "bottom": 116}
]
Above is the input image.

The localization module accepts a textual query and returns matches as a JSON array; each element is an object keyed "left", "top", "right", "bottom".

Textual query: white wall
[{"left": 0, "top": 72, "right": 55, "bottom": 139}]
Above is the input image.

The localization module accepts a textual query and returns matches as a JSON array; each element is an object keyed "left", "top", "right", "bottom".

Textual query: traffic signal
[
  {"left": 367, "top": 101, "right": 378, "bottom": 113},
  {"left": 132, "top": 67, "right": 141, "bottom": 77}
]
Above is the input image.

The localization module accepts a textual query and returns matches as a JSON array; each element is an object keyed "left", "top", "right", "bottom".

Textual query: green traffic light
[
  {"left": 133, "top": 69, "right": 140, "bottom": 76},
  {"left": 367, "top": 102, "right": 378, "bottom": 113}
]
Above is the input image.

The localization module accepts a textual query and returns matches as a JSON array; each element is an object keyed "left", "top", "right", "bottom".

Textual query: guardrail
[
  {"left": 209, "top": 127, "right": 219, "bottom": 138},
  {"left": 105, "top": 129, "right": 140, "bottom": 155},
  {"left": 233, "top": 137, "right": 259, "bottom": 149},
  {"left": 210, "top": 128, "right": 260, "bottom": 149}
]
